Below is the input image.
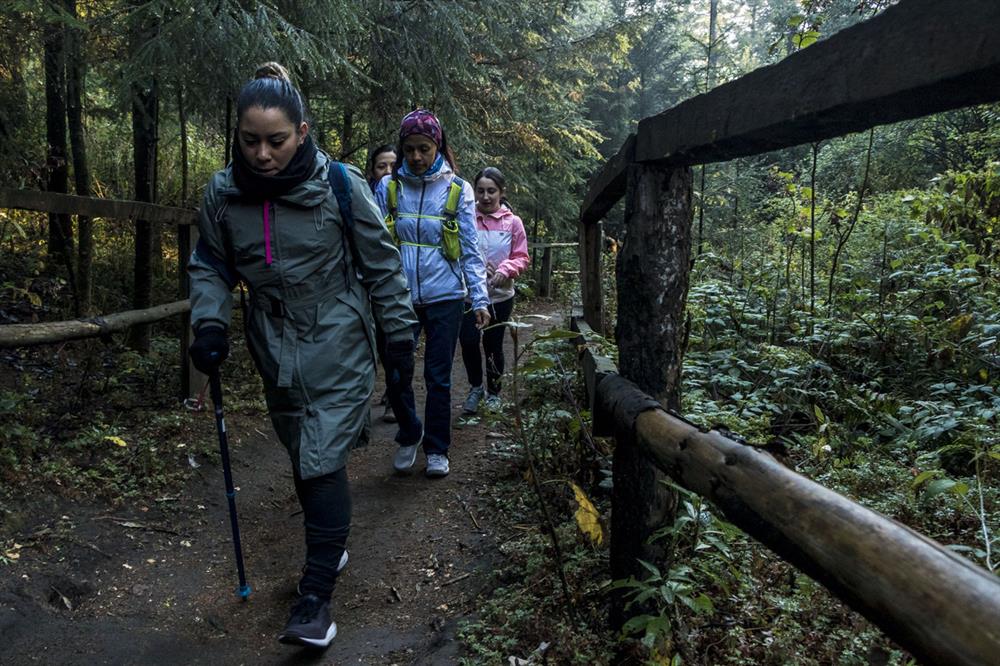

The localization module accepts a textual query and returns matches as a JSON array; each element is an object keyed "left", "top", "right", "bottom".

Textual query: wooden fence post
[
  {"left": 609, "top": 162, "right": 693, "bottom": 628},
  {"left": 177, "top": 224, "right": 205, "bottom": 400},
  {"left": 538, "top": 246, "right": 553, "bottom": 297},
  {"left": 578, "top": 220, "right": 604, "bottom": 332}
]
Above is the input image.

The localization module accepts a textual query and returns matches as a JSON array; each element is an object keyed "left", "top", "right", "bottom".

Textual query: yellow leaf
[
  {"left": 949, "top": 313, "right": 974, "bottom": 338},
  {"left": 570, "top": 482, "right": 603, "bottom": 545},
  {"left": 105, "top": 436, "right": 128, "bottom": 447}
]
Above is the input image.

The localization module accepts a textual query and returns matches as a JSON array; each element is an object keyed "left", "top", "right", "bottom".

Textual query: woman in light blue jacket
[{"left": 375, "top": 109, "right": 490, "bottom": 478}]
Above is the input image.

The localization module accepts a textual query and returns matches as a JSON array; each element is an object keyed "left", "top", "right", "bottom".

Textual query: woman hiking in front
[
  {"left": 186, "top": 63, "right": 417, "bottom": 649},
  {"left": 375, "top": 109, "right": 490, "bottom": 478}
]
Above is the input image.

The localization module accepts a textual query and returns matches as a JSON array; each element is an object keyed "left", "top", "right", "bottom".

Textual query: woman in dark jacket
[{"left": 187, "top": 63, "right": 416, "bottom": 649}]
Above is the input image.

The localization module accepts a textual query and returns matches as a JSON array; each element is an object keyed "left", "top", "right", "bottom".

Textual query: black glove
[
  {"left": 384, "top": 337, "right": 415, "bottom": 388},
  {"left": 189, "top": 326, "right": 229, "bottom": 374}
]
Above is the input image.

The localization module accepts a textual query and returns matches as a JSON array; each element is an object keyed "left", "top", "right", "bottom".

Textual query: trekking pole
[{"left": 208, "top": 371, "right": 251, "bottom": 600}]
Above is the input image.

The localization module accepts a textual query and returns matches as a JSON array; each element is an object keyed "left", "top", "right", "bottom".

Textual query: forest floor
[{"left": 0, "top": 302, "right": 561, "bottom": 665}]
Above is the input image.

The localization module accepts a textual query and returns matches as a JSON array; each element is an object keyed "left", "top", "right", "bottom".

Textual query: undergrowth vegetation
[
  {"left": 459, "top": 161, "right": 999, "bottom": 665},
  {"left": 0, "top": 225, "right": 266, "bottom": 506}
]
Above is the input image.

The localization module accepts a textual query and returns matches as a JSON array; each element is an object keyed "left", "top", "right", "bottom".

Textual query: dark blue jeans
[{"left": 386, "top": 299, "right": 464, "bottom": 456}]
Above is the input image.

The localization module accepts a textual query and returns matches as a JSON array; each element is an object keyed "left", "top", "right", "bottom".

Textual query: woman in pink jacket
[{"left": 460, "top": 167, "right": 530, "bottom": 414}]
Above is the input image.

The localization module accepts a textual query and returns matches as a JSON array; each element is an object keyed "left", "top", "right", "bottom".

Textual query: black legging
[
  {"left": 293, "top": 465, "right": 350, "bottom": 600},
  {"left": 459, "top": 297, "right": 514, "bottom": 395}
]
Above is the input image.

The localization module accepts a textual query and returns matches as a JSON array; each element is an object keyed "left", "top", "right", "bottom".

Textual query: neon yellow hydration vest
[{"left": 385, "top": 177, "right": 464, "bottom": 262}]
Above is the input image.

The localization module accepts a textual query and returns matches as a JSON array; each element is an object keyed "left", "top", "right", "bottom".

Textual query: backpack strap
[
  {"left": 443, "top": 176, "right": 464, "bottom": 221},
  {"left": 327, "top": 161, "right": 362, "bottom": 279},
  {"left": 387, "top": 178, "right": 399, "bottom": 219}
]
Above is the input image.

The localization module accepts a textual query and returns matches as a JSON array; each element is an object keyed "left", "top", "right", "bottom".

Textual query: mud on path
[{"left": 1, "top": 303, "right": 562, "bottom": 665}]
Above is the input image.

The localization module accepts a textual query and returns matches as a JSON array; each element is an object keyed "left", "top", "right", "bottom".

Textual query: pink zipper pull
[{"left": 263, "top": 200, "right": 273, "bottom": 266}]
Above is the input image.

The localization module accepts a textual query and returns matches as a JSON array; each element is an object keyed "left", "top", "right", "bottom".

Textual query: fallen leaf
[{"left": 570, "top": 482, "right": 604, "bottom": 546}]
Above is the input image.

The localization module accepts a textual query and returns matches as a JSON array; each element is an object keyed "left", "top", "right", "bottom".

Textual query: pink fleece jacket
[{"left": 475, "top": 205, "right": 530, "bottom": 303}]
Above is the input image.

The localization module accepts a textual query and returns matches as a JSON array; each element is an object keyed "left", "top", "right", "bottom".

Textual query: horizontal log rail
[
  {"left": 528, "top": 241, "right": 579, "bottom": 249},
  {"left": 0, "top": 300, "right": 190, "bottom": 348},
  {"left": 570, "top": 315, "right": 1000, "bottom": 666},
  {"left": 0, "top": 188, "right": 198, "bottom": 226},
  {"left": 580, "top": 0, "right": 1000, "bottom": 226}
]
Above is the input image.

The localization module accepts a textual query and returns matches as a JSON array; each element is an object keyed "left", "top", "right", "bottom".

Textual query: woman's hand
[
  {"left": 475, "top": 308, "right": 491, "bottom": 329},
  {"left": 489, "top": 271, "right": 511, "bottom": 289}
]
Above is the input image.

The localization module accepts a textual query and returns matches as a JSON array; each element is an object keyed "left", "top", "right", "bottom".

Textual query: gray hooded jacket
[{"left": 189, "top": 151, "right": 417, "bottom": 479}]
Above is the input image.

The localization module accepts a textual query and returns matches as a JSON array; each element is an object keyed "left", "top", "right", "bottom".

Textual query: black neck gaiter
[{"left": 231, "top": 132, "right": 318, "bottom": 201}]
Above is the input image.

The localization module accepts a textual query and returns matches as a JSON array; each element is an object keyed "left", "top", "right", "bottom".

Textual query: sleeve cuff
[{"left": 386, "top": 328, "right": 415, "bottom": 343}]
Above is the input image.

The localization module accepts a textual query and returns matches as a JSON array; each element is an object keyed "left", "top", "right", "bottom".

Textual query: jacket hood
[{"left": 217, "top": 152, "right": 332, "bottom": 207}]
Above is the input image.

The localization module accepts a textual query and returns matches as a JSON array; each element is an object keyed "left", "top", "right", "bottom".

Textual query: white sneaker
[{"left": 425, "top": 453, "right": 450, "bottom": 478}]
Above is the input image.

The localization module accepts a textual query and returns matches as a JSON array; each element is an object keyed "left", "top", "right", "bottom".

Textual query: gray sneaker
[
  {"left": 462, "top": 386, "right": 485, "bottom": 414},
  {"left": 393, "top": 433, "right": 422, "bottom": 472},
  {"left": 425, "top": 453, "right": 450, "bottom": 477},
  {"left": 278, "top": 593, "right": 337, "bottom": 647},
  {"left": 485, "top": 394, "right": 502, "bottom": 412}
]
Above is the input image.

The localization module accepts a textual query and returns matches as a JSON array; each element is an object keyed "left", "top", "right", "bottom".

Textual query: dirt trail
[{"left": 1, "top": 304, "right": 559, "bottom": 665}]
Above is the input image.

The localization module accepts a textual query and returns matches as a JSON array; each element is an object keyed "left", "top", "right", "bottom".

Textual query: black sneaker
[{"left": 278, "top": 593, "right": 337, "bottom": 647}]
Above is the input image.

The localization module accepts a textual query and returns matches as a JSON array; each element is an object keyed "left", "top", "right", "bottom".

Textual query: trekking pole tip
[{"left": 238, "top": 584, "right": 251, "bottom": 600}]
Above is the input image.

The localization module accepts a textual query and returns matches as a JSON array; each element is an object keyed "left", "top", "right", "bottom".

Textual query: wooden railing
[
  {"left": 528, "top": 241, "right": 578, "bottom": 297},
  {"left": 574, "top": 0, "right": 1000, "bottom": 662},
  {"left": 0, "top": 188, "right": 204, "bottom": 399}
]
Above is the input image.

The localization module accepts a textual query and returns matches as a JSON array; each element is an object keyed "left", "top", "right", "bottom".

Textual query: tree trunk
[
  {"left": 610, "top": 162, "right": 693, "bottom": 628},
  {"left": 178, "top": 85, "right": 188, "bottom": 202},
  {"left": 828, "top": 129, "right": 874, "bottom": 315},
  {"left": 66, "top": 0, "right": 91, "bottom": 316},
  {"left": 224, "top": 95, "right": 233, "bottom": 166},
  {"left": 340, "top": 108, "right": 354, "bottom": 161},
  {"left": 696, "top": 1, "right": 718, "bottom": 259},
  {"left": 43, "top": 1, "right": 75, "bottom": 300},
  {"left": 129, "top": 7, "right": 158, "bottom": 352},
  {"left": 809, "top": 142, "right": 819, "bottom": 320},
  {"left": 150, "top": 83, "right": 162, "bottom": 277},
  {"left": 707, "top": 0, "right": 719, "bottom": 90}
]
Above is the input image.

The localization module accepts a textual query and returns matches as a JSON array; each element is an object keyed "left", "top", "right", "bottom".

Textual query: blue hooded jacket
[{"left": 375, "top": 156, "right": 489, "bottom": 311}]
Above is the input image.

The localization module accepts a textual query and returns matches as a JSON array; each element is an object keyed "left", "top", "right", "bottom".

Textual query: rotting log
[
  {"left": 0, "top": 300, "right": 190, "bottom": 348},
  {"left": 597, "top": 372, "right": 1000, "bottom": 666},
  {"left": 0, "top": 188, "right": 197, "bottom": 226}
]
